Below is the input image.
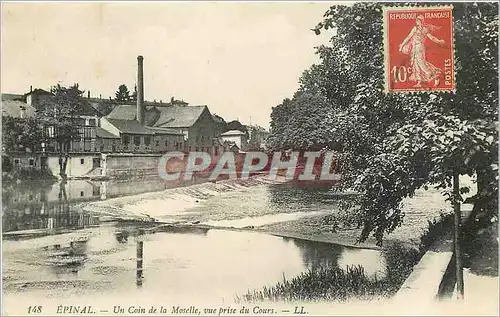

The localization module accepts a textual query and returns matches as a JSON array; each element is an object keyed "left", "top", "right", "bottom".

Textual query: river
[{"left": 2, "top": 177, "right": 386, "bottom": 307}]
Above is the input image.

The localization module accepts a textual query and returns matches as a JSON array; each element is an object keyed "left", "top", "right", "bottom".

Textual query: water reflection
[
  {"left": 2, "top": 180, "right": 100, "bottom": 234},
  {"left": 85, "top": 228, "right": 384, "bottom": 299},
  {"left": 2, "top": 177, "right": 210, "bottom": 233},
  {"left": 3, "top": 220, "right": 387, "bottom": 302},
  {"left": 285, "top": 238, "right": 343, "bottom": 271}
]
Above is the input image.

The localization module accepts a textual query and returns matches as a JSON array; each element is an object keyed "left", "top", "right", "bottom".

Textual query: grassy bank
[{"left": 238, "top": 213, "right": 454, "bottom": 303}]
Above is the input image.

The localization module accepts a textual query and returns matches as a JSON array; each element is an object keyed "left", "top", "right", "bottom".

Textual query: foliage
[
  {"left": 2, "top": 116, "right": 43, "bottom": 153},
  {"left": 115, "top": 84, "right": 131, "bottom": 102},
  {"left": 380, "top": 242, "right": 421, "bottom": 294},
  {"left": 37, "top": 83, "right": 86, "bottom": 177},
  {"left": 226, "top": 120, "right": 249, "bottom": 138},
  {"left": 131, "top": 85, "right": 138, "bottom": 102},
  {"left": 268, "top": 2, "right": 498, "bottom": 245},
  {"left": 418, "top": 211, "right": 454, "bottom": 253},
  {"left": 268, "top": 93, "right": 338, "bottom": 151},
  {"left": 236, "top": 265, "right": 384, "bottom": 303}
]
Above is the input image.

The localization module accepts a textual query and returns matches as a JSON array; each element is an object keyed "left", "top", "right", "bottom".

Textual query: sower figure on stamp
[{"left": 399, "top": 15, "right": 445, "bottom": 88}]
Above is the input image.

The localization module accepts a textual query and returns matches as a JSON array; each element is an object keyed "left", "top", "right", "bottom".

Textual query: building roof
[
  {"left": 105, "top": 118, "right": 155, "bottom": 135},
  {"left": 212, "top": 114, "right": 226, "bottom": 124},
  {"left": 221, "top": 130, "right": 246, "bottom": 136},
  {"left": 81, "top": 102, "right": 104, "bottom": 117},
  {"left": 1, "top": 93, "right": 24, "bottom": 102},
  {"left": 1, "top": 101, "right": 36, "bottom": 118},
  {"left": 155, "top": 105, "right": 207, "bottom": 128},
  {"left": 24, "top": 88, "right": 52, "bottom": 96},
  {"left": 146, "top": 126, "right": 183, "bottom": 135},
  {"left": 95, "top": 127, "right": 121, "bottom": 139},
  {"left": 107, "top": 104, "right": 209, "bottom": 128},
  {"left": 105, "top": 118, "right": 183, "bottom": 136}
]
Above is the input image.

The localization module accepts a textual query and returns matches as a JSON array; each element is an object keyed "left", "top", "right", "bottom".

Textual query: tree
[
  {"left": 226, "top": 120, "right": 250, "bottom": 139},
  {"left": 115, "top": 84, "right": 131, "bottom": 102},
  {"left": 37, "top": 84, "right": 85, "bottom": 179},
  {"left": 269, "top": 2, "right": 498, "bottom": 248},
  {"left": 131, "top": 85, "right": 138, "bottom": 102},
  {"left": 267, "top": 93, "right": 337, "bottom": 152},
  {"left": 2, "top": 117, "right": 43, "bottom": 153}
]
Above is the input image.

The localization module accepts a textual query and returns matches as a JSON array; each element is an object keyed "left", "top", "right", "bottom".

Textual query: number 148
[{"left": 28, "top": 306, "right": 42, "bottom": 314}]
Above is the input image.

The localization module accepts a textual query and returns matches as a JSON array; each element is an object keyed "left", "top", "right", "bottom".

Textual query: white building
[{"left": 220, "top": 130, "right": 248, "bottom": 150}]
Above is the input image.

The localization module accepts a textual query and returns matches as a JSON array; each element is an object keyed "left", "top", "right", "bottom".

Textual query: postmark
[{"left": 383, "top": 6, "right": 455, "bottom": 93}]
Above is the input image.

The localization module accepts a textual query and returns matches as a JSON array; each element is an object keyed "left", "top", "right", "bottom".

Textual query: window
[
  {"left": 155, "top": 140, "right": 159, "bottom": 147},
  {"left": 83, "top": 127, "right": 93, "bottom": 139},
  {"left": 165, "top": 140, "right": 168, "bottom": 147},
  {"left": 29, "top": 159, "right": 34, "bottom": 166},
  {"left": 88, "top": 119, "right": 96, "bottom": 126},
  {"left": 134, "top": 136, "right": 141, "bottom": 146},
  {"left": 144, "top": 136, "right": 151, "bottom": 146},
  {"left": 80, "top": 191, "right": 84, "bottom": 197},
  {"left": 80, "top": 159, "right": 85, "bottom": 164},
  {"left": 14, "top": 159, "right": 19, "bottom": 165},
  {"left": 123, "top": 135, "right": 130, "bottom": 145}
]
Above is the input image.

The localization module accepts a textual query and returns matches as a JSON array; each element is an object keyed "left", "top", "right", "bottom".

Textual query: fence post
[
  {"left": 136, "top": 234, "right": 144, "bottom": 287},
  {"left": 453, "top": 172, "right": 464, "bottom": 299}
]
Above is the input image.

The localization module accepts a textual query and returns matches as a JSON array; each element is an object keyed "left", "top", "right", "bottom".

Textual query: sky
[{"left": 1, "top": 2, "right": 338, "bottom": 129}]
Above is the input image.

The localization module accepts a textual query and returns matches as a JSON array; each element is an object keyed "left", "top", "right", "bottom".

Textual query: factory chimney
[{"left": 137, "top": 55, "right": 145, "bottom": 125}]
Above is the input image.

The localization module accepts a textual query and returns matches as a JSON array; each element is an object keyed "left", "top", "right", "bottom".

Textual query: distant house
[
  {"left": 1, "top": 93, "right": 25, "bottom": 102},
  {"left": 2, "top": 100, "right": 36, "bottom": 119},
  {"left": 39, "top": 94, "right": 105, "bottom": 154},
  {"left": 220, "top": 130, "right": 248, "bottom": 150},
  {"left": 105, "top": 104, "right": 221, "bottom": 154},
  {"left": 95, "top": 127, "right": 121, "bottom": 153},
  {"left": 25, "top": 88, "right": 53, "bottom": 110},
  {"left": 100, "top": 117, "right": 183, "bottom": 153}
]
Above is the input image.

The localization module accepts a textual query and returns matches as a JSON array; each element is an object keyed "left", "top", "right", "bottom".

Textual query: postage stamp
[{"left": 383, "top": 6, "right": 455, "bottom": 93}]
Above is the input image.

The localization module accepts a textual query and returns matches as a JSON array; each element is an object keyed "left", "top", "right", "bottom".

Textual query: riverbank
[{"left": 256, "top": 186, "right": 454, "bottom": 250}]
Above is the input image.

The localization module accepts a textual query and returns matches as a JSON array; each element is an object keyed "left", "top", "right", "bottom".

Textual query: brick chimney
[{"left": 137, "top": 55, "right": 145, "bottom": 125}]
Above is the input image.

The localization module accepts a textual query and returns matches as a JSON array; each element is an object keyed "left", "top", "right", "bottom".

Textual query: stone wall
[
  {"left": 102, "top": 153, "right": 163, "bottom": 178},
  {"left": 46, "top": 154, "right": 99, "bottom": 178}
]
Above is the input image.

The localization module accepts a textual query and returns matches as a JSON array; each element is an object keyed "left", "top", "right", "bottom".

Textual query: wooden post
[
  {"left": 136, "top": 239, "right": 144, "bottom": 287},
  {"left": 453, "top": 172, "right": 464, "bottom": 299}
]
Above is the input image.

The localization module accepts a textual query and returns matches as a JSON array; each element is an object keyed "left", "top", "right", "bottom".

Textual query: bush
[
  {"left": 418, "top": 212, "right": 454, "bottom": 254},
  {"left": 236, "top": 265, "right": 382, "bottom": 303}
]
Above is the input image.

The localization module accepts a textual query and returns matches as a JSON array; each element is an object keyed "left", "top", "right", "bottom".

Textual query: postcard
[{"left": 2, "top": 1, "right": 498, "bottom": 316}]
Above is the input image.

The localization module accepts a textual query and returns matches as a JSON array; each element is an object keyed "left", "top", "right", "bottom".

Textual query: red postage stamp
[{"left": 383, "top": 6, "right": 455, "bottom": 93}]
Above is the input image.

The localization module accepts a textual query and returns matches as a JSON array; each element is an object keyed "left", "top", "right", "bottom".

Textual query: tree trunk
[
  {"left": 453, "top": 171, "right": 465, "bottom": 300},
  {"left": 58, "top": 142, "right": 69, "bottom": 179},
  {"left": 464, "top": 169, "right": 488, "bottom": 230}
]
